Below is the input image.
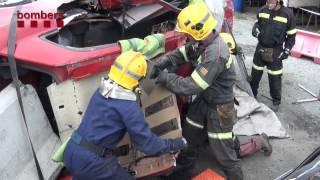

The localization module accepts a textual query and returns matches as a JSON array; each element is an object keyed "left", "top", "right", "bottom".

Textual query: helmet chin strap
[{"left": 134, "top": 87, "right": 143, "bottom": 95}]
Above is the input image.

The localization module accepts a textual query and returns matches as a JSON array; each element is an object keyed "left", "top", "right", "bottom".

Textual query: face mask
[{"left": 267, "top": 3, "right": 276, "bottom": 10}]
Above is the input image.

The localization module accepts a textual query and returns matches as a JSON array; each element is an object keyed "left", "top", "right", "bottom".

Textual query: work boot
[
  {"left": 260, "top": 133, "right": 272, "bottom": 156},
  {"left": 247, "top": 75, "right": 253, "bottom": 82},
  {"left": 176, "top": 151, "right": 196, "bottom": 170},
  {"left": 224, "top": 166, "right": 244, "bottom": 180},
  {"left": 238, "top": 133, "right": 272, "bottom": 157},
  {"left": 271, "top": 104, "right": 280, "bottom": 112},
  {"left": 271, "top": 101, "right": 280, "bottom": 112}
]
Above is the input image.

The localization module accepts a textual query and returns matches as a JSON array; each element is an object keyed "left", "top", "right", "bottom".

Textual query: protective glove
[
  {"left": 185, "top": 40, "right": 205, "bottom": 63},
  {"left": 232, "top": 46, "right": 242, "bottom": 55},
  {"left": 278, "top": 48, "right": 290, "bottom": 60},
  {"left": 149, "top": 65, "right": 162, "bottom": 79},
  {"left": 252, "top": 22, "right": 260, "bottom": 38},
  {"left": 169, "top": 137, "right": 188, "bottom": 152}
]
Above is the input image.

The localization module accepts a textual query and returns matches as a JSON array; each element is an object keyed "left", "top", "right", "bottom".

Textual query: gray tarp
[
  {"left": 232, "top": 55, "right": 289, "bottom": 138},
  {"left": 234, "top": 87, "right": 289, "bottom": 138}
]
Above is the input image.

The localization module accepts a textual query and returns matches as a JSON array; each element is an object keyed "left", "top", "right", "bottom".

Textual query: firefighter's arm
[
  {"left": 252, "top": 21, "right": 260, "bottom": 38},
  {"left": 256, "top": 8, "right": 262, "bottom": 23},
  {"left": 255, "top": 7, "right": 264, "bottom": 37},
  {"left": 285, "top": 9, "right": 297, "bottom": 50},
  {"left": 157, "top": 60, "right": 223, "bottom": 96},
  {"left": 154, "top": 49, "right": 187, "bottom": 70},
  {"left": 156, "top": 73, "right": 202, "bottom": 96}
]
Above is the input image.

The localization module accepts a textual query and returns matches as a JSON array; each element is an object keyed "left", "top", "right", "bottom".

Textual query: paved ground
[{"left": 233, "top": 9, "right": 320, "bottom": 180}]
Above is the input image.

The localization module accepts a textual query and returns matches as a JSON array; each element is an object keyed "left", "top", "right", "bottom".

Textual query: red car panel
[
  {"left": 0, "top": 0, "right": 185, "bottom": 82},
  {"left": 0, "top": 0, "right": 233, "bottom": 82}
]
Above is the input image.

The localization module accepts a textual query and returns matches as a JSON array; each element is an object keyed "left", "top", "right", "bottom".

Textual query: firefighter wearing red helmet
[{"left": 251, "top": 0, "right": 296, "bottom": 111}]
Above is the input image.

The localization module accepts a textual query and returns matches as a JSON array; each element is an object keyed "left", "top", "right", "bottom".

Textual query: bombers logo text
[{"left": 16, "top": 10, "right": 64, "bottom": 28}]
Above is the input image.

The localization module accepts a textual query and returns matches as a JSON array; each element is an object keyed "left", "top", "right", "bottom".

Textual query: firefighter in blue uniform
[
  {"left": 250, "top": 0, "right": 296, "bottom": 111},
  {"left": 63, "top": 51, "right": 188, "bottom": 180}
]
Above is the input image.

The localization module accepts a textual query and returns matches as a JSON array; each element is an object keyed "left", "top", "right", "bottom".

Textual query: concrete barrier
[{"left": 0, "top": 84, "right": 62, "bottom": 180}]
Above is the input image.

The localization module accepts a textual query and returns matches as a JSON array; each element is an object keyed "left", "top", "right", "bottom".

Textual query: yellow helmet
[
  {"left": 175, "top": 4, "right": 217, "bottom": 41},
  {"left": 108, "top": 51, "right": 147, "bottom": 90},
  {"left": 220, "top": 32, "right": 236, "bottom": 54}
]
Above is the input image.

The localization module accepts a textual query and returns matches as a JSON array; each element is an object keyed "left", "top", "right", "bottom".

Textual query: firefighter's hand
[
  {"left": 149, "top": 65, "right": 162, "bottom": 79},
  {"left": 278, "top": 48, "right": 290, "bottom": 60},
  {"left": 252, "top": 23, "right": 260, "bottom": 38},
  {"left": 169, "top": 137, "right": 188, "bottom": 152},
  {"left": 185, "top": 41, "right": 205, "bottom": 62},
  {"left": 185, "top": 41, "right": 198, "bottom": 60}
]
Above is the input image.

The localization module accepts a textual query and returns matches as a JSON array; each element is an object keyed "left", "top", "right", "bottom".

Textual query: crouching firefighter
[
  {"left": 250, "top": 0, "right": 296, "bottom": 111},
  {"left": 63, "top": 51, "right": 188, "bottom": 180},
  {"left": 150, "top": 4, "right": 272, "bottom": 180}
]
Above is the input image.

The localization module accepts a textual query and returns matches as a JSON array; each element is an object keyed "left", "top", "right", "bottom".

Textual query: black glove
[
  {"left": 252, "top": 22, "right": 260, "bottom": 38},
  {"left": 169, "top": 137, "right": 188, "bottom": 152},
  {"left": 185, "top": 40, "right": 205, "bottom": 63},
  {"left": 232, "top": 46, "right": 242, "bottom": 55},
  {"left": 149, "top": 65, "right": 162, "bottom": 79},
  {"left": 278, "top": 48, "right": 290, "bottom": 60}
]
